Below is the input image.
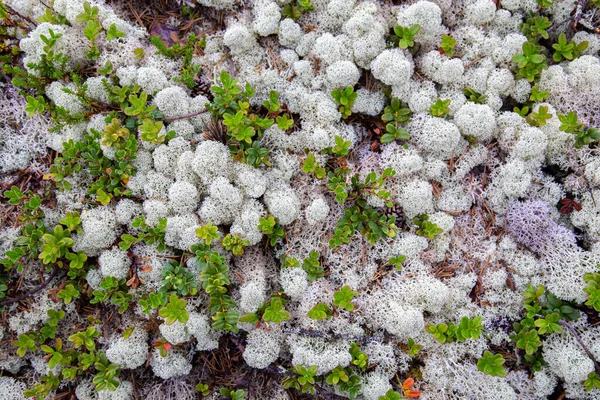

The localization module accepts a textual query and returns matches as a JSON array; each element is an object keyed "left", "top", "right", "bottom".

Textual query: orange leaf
[
  {"left": 402, "top": 378, "right": 415, "bottom": 390},
  {"left": 405, "top": 390, "right": 420, "bottom": 399},
  {"left": 139, "top": 265, "right": 152, "bottom": 273},
  {"left": 163, "top": 343, "right": 172, "bottom": 351}
]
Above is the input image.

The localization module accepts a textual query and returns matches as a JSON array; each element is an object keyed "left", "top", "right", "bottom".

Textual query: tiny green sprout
[
  {"left": 68, "top": 326, "right": 100, "bottom": 351},
  {"left": 527, "top": 105, "right": 552, "bottom": 127},
  {"left": 106, "top": 23, "right": 125, "bottom": 41},
  {"left": 158, "top": 294, "right": 189, "bottom": 325},
  {"left": 133, "top": 47, "right": 145, "bottom": 59},
  {"left": 331, "top": 135, "right": 352, "bottom": 157},
  {"left": 512, "top": 41, "right": 547, "bottom": 82},
  {"left": 429, "top": 98, "right": 451, "bottom": 118},
  {"left": 529, "top": 86, "right": 548, "bottom": 102},
  {"left": 393, "top": 24, "right": 421, "bottom": 49},
  {"left": 196, "top": 383, "right": 211, "bottom": 396},
  {"left": 382, "top": 98, "right": 412, "bottom": 125},
  {"left": 263, "top": 297, "right": 291, "bottom": 324},
  {"left": 196, "top": 223, "right": 220, "bottom": 245},
  {"left": 219, "top": 388, "right": 246, "bottom": 400},
  {"left": 326, "top": 366, "right": 349, "bottom": 385},
  {"left": 552, "top": 33, "right": 588, "bottom": 62},
  {"left": 139, "top": 118, "right": 165, "bottom": 144},
  {"left": 463, "top": 88, "right": 487, "bottom": 104},
  {"left": 212, "top": 309, "right": 239, "bottom": 333},
  {"left": 584, "top": 372, "right": 600, "bottom": 391},
  {"left": 520, "top": 15, "right": 552, "bottom": 42},
  {"left": 307, "top": 303, "right": 333, "bottom": 320},
  {"left": 257, "top": 215, "right": 285, "bottom": 246},
  {"left": 477, "top": 351, "right": 507, "bottom": 377},
  {"left": 513, "top": 328, "right": 542, "bottom": 354},
  {"left": 389, "top": 255, "right": 406, "bottom": 271},
  {"left": 302, "top": 251, "right": 324, "bottom": 281},
  {"left": 283, "top": 365, "right": 318, "bottom": 394},
  {"left": 57, "top": 284, "right": 80, "bottom": 305},
  {"left": 331, "top": 86, "right": 358, "bottom": 119},
  {"left": 536, "top": 0, "right": 553, "bottom": 8},
  {"left": 222, "top": 233, "right": 250, "bottom": 256},
  {"left": 276, "top": 114, "right": 294, "bottom": 130},
  {"left": 14, "top": 333, "right": 37, "bottom": 357},
  {"left": 102, "top": 118, "right": 131, "bottom": 149},
  {"left": 413, "top": 214, "right": 443, "bottom": 239},
  {"left": 25, "top": 95, "right": 46, "bottom": 116},
  {"left": 534, "top": 313, "right": 562, "bottom": 334},
  {"left": 558, "top": 111, "right": 584, "bottom": 134},
  {"left": 334, "top": 285, "right": 358, "bottom": 311},
  {"left": 263, "top": 90, "right": 281, "bottom": 113},
  {"left": 575, "top": 127, "right": 600, "bottom": 149},
  {"left": 281, "top": 0, "right": 314, "bottom": 21},
  {"left": 302, "top": 153, "right": 326, "bottom": 179},
  {"left": 4, "top": 186, "right": 25, "bottom": 205},
  {"left": 350, "top": 343, "right": 368, "bottom": 370},
  {"left": 440, "top": 34, "right": 457, "bottom": 57},
  {"left": 378, "top": 389, "right": 402, "bottom": 400},
  {"left": 245, "top": 141, "right": 272, "bottom": 167},
  {"left": 406, "top": 338, "right": 423, "bottom": 357},
  {"left": 76, "top": 1, "right": 99, "bottom": 22},
  {"left": 239, "top": 313, "right": 260, "bottom": 324},
  {"left": 584, "top": 271, "right": 600, "bottom": 312},
  {"left": 381, "top": 123, "right": 410, "bottom": 144},
  {"left": 93, "top": 353, "right": 121, "bottom": 392},
  {"left": 160, "top": 261, "right": 198, "bottom": 296},
  {"left": 283, "top": 257, "right": 300, "bottom": 268}
]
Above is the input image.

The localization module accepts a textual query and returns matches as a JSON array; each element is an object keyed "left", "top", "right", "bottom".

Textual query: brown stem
[
  {"left": 163, "top": 109, "right": 209, "bottom": 122},
  {"left": 0, "top": 267, "right": 60, "bottom": 307},
  {"left": 560, "top": 319, "right": 600, "bottom": 375}
]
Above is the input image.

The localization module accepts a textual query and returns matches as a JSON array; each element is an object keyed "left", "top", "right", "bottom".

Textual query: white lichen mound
[{"left": 106, "top": 328, "right": 149, "bottom": 369}]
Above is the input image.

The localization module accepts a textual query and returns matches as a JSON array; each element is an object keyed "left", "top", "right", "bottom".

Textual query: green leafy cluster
[
  {"left": 1, "top": 187, "right": 46, "bottom": 274},
  {"left": 440, "top": 34, "right": 456, "bottom": 57},
  {"left": 222, "top": 233, "right": 250, "bottom": 256},
  {"left": 331, "top": 86, "right": 358, "bottom": 119},
  {"left": 520, "top": 15, "right": 552, "bottom": 42},
  {"left": 90, "top": 276, "right": 133, "bottom": 313},
  {"left": 14, "top": 321, "right": 122, "bottom": 398},
  {"left": 463, "top": 88, "right": 487, "bottom": 104},
  {"left": 381, "top": 98, "right": 411, "bottom": 144},
  {"left": 47, "top": 126, "right": 137, "bottom": 204},
  {"left": 159, "top": 294, "right": 190, "bottom": 325},
  {"left": 584, "top": 268, "right": 600, "bottom": 312},
  {"left": 160, "top": 261, "right": 198, "bottom": 297},
  {"left": 192, "top": 230, "right": 241, "bottom": 333},
  {"left": 150, "top": 33, "right": 206, "bottom": 89},
  {"left": 240, "top": 296, "right": 291, "bottom": 325},
  {"left": 429, "top": 98, "right": 451, "bottom": 118},
  {"left": 209, "top": 71, "right": 282, "bottom": 167},
  {"left": 413, "top": 214, "right": 443, "bottom": 239},
  {"left": 392, "top": 24, "right": 421, "bottom": 49},
  {"left": 281, "top": 0, "right": 314, "bottom": 21},
  {"left": 512, "top": 41, "right": 547, "bottom": 82},
  {"left": 510, "top": 285, "right": 579, "bottom": 370},
  {"left": 477, "top": 351, "right": 507, "bottom": 377},
  {"left": 257, "top": 215, "right": 285, "bottom": 246},
  {"left": 552, "top": 33, "right": 588, "bottom": 62},
  {"left": 119, "top": 216, "right": 168, "bottom": 252},
  {"left": 426, "top": 316, "right": 483, "bottom": 343},
  {"left": 77, "top": 1, "right": 125, "bottom": 60},
  {"left": 558, "top": 111, "right": 600, "bottom": 149},
  {"left": 283, "top": 365, "right": 318, "bottom": 394}
]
